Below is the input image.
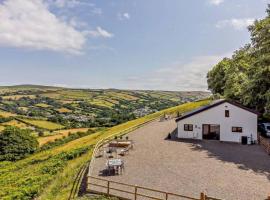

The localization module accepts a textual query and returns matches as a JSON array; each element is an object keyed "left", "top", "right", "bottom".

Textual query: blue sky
[{"left": 0, "top": 0, "right": 268, "bottom": 91}]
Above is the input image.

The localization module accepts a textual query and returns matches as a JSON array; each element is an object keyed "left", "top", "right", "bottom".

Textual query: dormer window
[{"left": 225, "top": 110, "right": 230, "bottom": 117}]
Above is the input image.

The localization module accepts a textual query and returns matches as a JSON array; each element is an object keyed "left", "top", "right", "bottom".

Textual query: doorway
[{"left": 202, "top": 124, "right": 220, "bottom": 140}]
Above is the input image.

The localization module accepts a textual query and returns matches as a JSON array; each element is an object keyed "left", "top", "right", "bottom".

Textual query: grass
[
  {"left": 1, "top": 120, "right": 32, "bottom": 129},
  {"left": 0, "top": 100, "right": 211, "bottom": 200},
  {"left": 18, "top": 107, "right": 29, "bottom": 111},
  {"left": 89, "top": 99, "right": 115, "bottom": 108},
  {"left": 1, "top": 95, "right": 36, "bottom": 100},
  {"left": 0, "top": 110, "right": 17, "bottom": 117},
  {"left": 38, "top": 128, "right": 95, "bottom": 146},
  {"left": 19, "top": 119, "right": 64, "bottom": 130},
  {"left": 107, "top": 91, "right": 138, "bottom": 101},
  {"left": 0, "top": 125, "right": 5, "bottom": 132},
  {"left": 35, "top": 103, "right": 51, "bottom": 108},
  {"left": 56, "top": 107, "right": 72, "bottom": 113}
]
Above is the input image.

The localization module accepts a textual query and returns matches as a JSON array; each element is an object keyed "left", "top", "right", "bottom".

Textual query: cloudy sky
[{"left": 0, "top": 0, "right": 268, "bottom": 91}]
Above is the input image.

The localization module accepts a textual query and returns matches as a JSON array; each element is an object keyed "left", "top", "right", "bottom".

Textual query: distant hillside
[{"left": 0, "top": 84, "right": 210, "bottom": 129}]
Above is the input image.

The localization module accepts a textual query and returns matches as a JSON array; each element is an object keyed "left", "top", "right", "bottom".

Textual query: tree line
[{"left": 207, "top": 5, "right": 270, "bottom": 119}]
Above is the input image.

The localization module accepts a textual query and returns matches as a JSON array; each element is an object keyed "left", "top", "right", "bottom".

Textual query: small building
[{"left": 175, "top": 100, "right": 259, "bottom": 143}]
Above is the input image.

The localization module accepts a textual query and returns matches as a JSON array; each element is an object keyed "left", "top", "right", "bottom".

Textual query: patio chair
[{"left": 119, "top": 147, "right": 129, "bottom": 156}]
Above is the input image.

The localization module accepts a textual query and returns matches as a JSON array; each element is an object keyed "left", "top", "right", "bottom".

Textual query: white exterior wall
[{"left": 177, "top": 102, "right": 258, "bottom": 143}]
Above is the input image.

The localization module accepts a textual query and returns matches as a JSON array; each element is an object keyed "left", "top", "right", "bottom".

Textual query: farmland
[
  {"left": 19, "top": 118, "right": 64, "bottom": 130},
  {"left": 0, "top": 99, "right": 210, "bottom": 200},
  {"left": 0, "top": 85, "right": 209, "bottom": 130}
]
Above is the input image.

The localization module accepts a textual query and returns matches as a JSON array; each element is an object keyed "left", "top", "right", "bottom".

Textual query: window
[
  {"left": 184, "top": 124, "right": 193, "bottom": 131},
  {"left": 232, "top": 127, "right": 242, "bottom": 133},
  {"left": 225, "top": 110, "right": 230, "bottom": 117}
]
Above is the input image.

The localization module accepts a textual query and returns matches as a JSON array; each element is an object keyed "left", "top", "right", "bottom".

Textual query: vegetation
[
  {"left": 207, "top": 4, "right": 270, "bottom": 119},
  {"left": 0, "top": 127, "right": 38, "bottom": 161},
  {"left": 19, "top": 118, "right": 64, "bottom": 130},
  {"left": 0, "top": 99, "right": 210, "bottom": 200},
  {"left": 76, "top": 196, "right": 119, "bottom": 200},
  {"left": 0, "top": 85, "right": 209, "bottom": 130},
  {"left": 38, "top": 128, "right": 96, "bottom": 146}
]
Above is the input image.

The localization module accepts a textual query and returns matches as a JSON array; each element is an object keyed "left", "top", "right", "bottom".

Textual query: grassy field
[
  {"left": 89, "top": 99, "right": 115, "bottom": 108},
  {"left": 56, "top": 107, "right": 72, "bottom": 113},
  {"left": 2, "top": 95, "right": 36, "bottom": 100},
  {"left": 0, "top": 110, "right": 16, "bottom": 117},
  {"left": 35, "top": 103, "right": 51, "bottom": 108},
  {"left": 38, "top": 128, "right": 95, "bottom": 146},
  {"left": 0, "top": 125, "right": 5, "bottom": 132},
  {"left": 19, "top": 119, "right": 64, "bottom": 130},
  {"left": 2, "top": 120, "right": 33, "bottom": 129}
]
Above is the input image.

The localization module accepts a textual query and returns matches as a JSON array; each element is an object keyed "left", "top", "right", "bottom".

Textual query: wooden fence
[
  {"left": 258, "top": 135, "right": 270, "bottom": 155},
  {"left": 87, "top": 176, "right": 222, "bottom": 200}
]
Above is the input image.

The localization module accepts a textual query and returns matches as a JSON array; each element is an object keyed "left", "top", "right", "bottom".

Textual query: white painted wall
[{"left": 177, "top": 102, "right": 258, "bottom": 143}]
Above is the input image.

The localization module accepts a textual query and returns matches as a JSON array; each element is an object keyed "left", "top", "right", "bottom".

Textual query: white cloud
[
  {"left": 123, "top": 53, "right": 231, "bottom": 91},
  {"left": 84, "top": 27, "right": 114, "bottom": 38},
  {"left": 49, "top": 0, "right": 93, "bottom": 8},
  {"left": 0, "top": 0, "right": 112, "bottom": 54},
  {"left": 216, "top": 18, "right": 254, "bottom": 30},
  {"left": 91, "top": 7, "right": 102, "bottom": 16},
  {"left": 118, "top": 12, "right": 130, "bottom": 20},
  {"left": 208, "top": 0, "right": 224, "bottom": 5},
  {"left": 48, "top": 0, "right": 102, "bottom": 16}
]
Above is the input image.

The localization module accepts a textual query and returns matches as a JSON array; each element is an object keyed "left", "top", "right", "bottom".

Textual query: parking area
[{"left": 90, "top": 119, "right": 270, "bottom": 200}]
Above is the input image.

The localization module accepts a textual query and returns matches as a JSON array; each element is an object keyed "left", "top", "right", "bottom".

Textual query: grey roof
[{"left": 175, "top": 99, "right": 259, "bottom": 122}]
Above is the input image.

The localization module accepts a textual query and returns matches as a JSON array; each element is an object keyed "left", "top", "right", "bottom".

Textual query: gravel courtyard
[{"left": 90, "top": 119, "right": 270, "bottom": 200}]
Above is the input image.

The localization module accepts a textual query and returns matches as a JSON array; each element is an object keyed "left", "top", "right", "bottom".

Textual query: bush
[
  {"left": 38, "top": 131, "right": 44, "bottom": 137},
  {"left": 0, "top": 126, "right": 39, "bottom": 161}
]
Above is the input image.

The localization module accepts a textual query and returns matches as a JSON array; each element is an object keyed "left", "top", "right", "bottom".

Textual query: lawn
[{"left": 19, "top": 119, "right": 64, "bottom": 130}]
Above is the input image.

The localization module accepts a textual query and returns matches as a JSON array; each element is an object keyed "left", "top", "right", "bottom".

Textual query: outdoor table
[{"left": 106, "top": 159, "right": 123, "bottom": 175}]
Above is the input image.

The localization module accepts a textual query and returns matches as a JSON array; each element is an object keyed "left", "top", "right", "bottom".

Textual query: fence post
[
  {"left": 165, "top": 192, "right": 168, "bottom": 200},
  {"left": 107, "top": 181, "right": 110, "bottom": 195},
  {"left": 200, "top": 192, "right": 206, "bottom": 200},
  {"left": 134, "top": 185, "right": 138, "bottom": 200}
]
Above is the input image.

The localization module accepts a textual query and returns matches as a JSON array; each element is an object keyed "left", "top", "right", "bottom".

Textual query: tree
[
  {"left": 0, "top": 126, "right": 38, "bottom": 161},
  {"left": 247, "top": 5, "right": 270, "bottom": 113},
  {"left": 207, "top": 58, "right": 231, "bottom": 95},
  {"left": 207, "top": 4, "right": 270, "bottom": 118},
  {"left": 224, "top": 45, "right": 254, "bottom": 102}
]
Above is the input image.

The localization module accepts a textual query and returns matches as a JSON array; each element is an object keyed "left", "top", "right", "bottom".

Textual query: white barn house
[{"left": 175, "top": 100, "right": 259, "bottom": 143}]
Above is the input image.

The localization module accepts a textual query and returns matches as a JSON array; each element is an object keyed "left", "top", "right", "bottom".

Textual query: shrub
[
  {"left": 38, "top": 131, "right": 44, "bottom": 137},
  {"left": 0, "top": 126, "right": 39, "bottom": 161}
]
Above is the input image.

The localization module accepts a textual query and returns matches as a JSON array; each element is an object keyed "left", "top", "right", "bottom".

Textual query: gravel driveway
[{"left": 90, "top": 119, "right": 270, "bottom": 200}]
